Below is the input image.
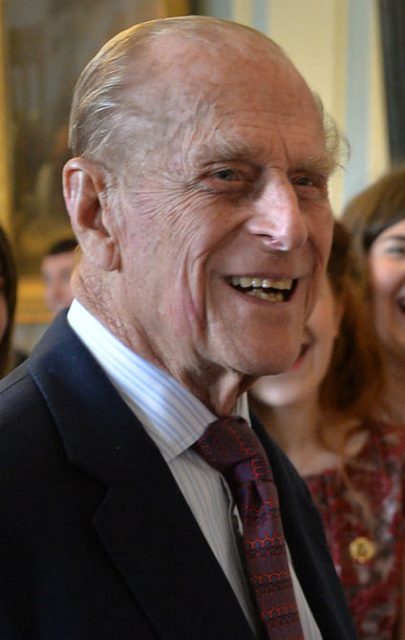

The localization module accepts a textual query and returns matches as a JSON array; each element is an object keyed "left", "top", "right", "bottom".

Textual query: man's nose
[{"left": 246, "top": 173, "right": 308, "bottom": 251}]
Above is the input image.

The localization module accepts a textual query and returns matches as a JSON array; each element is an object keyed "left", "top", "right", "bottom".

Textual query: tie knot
[{"left": 193, "top": 416, "right": 272, "bottom": 484}]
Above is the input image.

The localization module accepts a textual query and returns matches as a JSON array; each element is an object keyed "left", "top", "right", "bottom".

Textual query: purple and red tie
[{"left": 194, "top": 416, "right": 304, "bottom": 640}]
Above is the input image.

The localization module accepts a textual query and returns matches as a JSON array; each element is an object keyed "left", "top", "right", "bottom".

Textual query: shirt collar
[{"left": 67, "top": 299, "right": 250, "bottom": 462}]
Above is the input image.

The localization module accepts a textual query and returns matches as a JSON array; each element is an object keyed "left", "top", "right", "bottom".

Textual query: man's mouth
[{"left": 229, "top": 276, "right": 296, "bottom": 302}]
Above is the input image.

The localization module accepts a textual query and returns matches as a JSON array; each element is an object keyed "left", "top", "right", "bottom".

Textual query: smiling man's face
[{"left": 93, "top": 33, "right": 334, "bottom": 404}]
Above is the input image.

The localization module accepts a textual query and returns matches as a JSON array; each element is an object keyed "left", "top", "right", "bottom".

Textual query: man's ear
[{"left": 63, "top": 157, "right": 120, "bottom": 271}]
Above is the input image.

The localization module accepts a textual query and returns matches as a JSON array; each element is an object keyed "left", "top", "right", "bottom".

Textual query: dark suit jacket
[{"left": 0, "top": 314, "right": 356, "bottom": 639}]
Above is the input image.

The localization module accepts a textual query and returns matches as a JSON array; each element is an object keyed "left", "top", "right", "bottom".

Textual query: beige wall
[{"left": 268, "top": 0, "right": 348, "bottom": 213}]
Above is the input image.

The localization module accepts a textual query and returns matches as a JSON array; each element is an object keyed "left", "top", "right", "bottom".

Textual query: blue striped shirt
[{"left": 68, "top": 299, "right": 321, "bottom": 639}]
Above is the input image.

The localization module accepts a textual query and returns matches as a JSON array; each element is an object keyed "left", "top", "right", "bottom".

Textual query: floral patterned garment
[{"left": 305, "top": 421, "right": 405, "bottom": 640}]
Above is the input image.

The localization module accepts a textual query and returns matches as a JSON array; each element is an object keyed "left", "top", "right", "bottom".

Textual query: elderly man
[{"left": 0, "top": 16, "right": 355, "bottom": 640}]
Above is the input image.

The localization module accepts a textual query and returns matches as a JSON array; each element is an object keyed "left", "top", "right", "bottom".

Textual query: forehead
[
  {"left": 380, "top": 218, "right": 405, "bottom": 236},
  {"left": 134, "top": 35, "right": 328, "bottom": 171},
  {"left": 158, "top": 34, "right": 313, "bottom": 111}
]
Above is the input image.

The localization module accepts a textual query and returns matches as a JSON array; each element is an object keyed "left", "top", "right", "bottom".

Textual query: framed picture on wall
[{"left": 2, "top": 0, "right": 189, "bottom": 325}]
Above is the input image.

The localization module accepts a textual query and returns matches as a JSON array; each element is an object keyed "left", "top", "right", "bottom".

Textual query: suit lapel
[
  {"left": 29, "top": 316, "right": 255, "bottom": 640},
  {"left": 93, "top": 433, "right": 255, "bottom": 640}
]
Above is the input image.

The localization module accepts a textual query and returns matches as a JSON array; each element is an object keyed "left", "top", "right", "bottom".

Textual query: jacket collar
[{"left": 28, "top": 314, "right": 256, "bottom": 640}]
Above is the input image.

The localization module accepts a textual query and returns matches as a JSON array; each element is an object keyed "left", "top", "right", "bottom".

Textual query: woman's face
[
  {"left": 368, "top": 219, "right": 405, "bottom": 365},
  {"left": 250, "top": 278, "right": 343, "bottom": 408}
]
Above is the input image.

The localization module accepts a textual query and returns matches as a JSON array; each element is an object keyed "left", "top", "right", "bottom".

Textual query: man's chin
[
  {"left": 205, "top": 326, "right": 302, "bottom": 381},
  {"left": 228, "top": 347, "right": 301, "bottom": 380}
]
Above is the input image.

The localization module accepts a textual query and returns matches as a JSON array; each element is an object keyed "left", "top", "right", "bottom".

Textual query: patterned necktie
[{"left": 194, "top": 416, "right": 304, "bottom": 640}]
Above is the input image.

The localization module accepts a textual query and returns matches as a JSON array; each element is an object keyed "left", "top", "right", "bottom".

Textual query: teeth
[
  {"left": 231, "top": 276, "right": 293, "bottom": 290},
  {"left": 246, "top": 289, "right": 284, "bottom": 302},
  {"left": 239, "top": 277, "right": 253, "bottom": 288}
]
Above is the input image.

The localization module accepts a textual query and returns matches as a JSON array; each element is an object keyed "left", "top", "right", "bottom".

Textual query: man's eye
[
  {"left": 295, "top": 176, "right": 314, "bottom": 187},
  {"left": 198, "top": 163, "right": 256, "bottom": 194},
  {"left": 291, "top": 173, "right": 328, "bottom": 200},
  {"left": 213, "top": 168, "right": 241, "bottom": 181},
  {"left": 293, "top": 174, "right": 321, "bottom": 188}
]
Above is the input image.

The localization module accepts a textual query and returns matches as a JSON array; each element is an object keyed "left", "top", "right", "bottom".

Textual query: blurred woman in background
[
  {"left": 250, "top": 221, "right": 405, "bottom": 640},
  {"left": 342, "top": 165, "right": 405, "bottom": 425}
]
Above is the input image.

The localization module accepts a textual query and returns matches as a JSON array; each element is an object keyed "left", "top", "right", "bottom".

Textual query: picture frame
[{"left": 0, "top": 0, "right": 189, "bottom": 325}]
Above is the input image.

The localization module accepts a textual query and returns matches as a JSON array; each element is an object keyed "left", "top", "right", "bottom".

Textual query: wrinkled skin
[{"left": 64, "top": 30, "right": 334, "bottom": 414}]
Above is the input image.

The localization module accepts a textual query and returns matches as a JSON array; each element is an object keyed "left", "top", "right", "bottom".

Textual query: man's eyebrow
[
  {"left": 195, "top": 137, "right": 252, "bottom": 163},
  {"left": 292, "top": 154, "right": 337, "bottom": 177},
  {"left": 198, "top": 148, "right": 336, "bottom": 174},
  {"left": 193, "top": 130, "right": 337, "bottom": 175}
]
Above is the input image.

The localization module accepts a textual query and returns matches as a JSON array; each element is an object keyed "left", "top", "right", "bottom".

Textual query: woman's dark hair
[
  {"left": 342, "top": 164, "right": 405, "bottom": 262},
  {"left": 319, "top": 220, "right": 385, "bottom": 418},
  {"left": 45, "top": 237, "right": 78, "bottom": 257},
  {"left": 0, "top": 225, "right": 18, "bottom": 377}
]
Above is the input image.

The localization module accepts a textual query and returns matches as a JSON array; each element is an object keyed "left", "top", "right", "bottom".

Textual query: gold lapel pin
[{"left": 349, "top": 536, "right": 377, "bottom": 564}]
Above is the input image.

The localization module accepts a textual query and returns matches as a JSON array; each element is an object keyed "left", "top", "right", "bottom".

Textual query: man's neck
[{"left": 75, "top": 274, "right": 249, "bottom": 417}]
